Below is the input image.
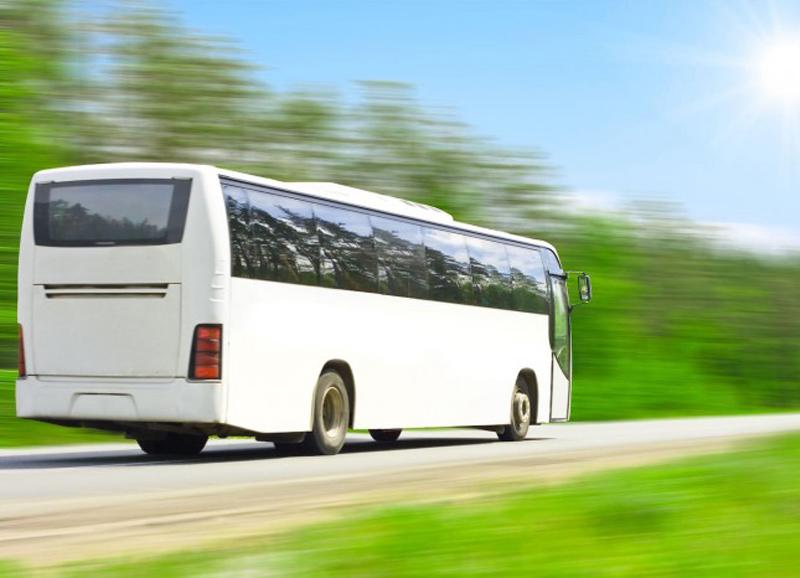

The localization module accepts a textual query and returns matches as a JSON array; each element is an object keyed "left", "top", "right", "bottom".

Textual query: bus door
[{"left": 549, "top": 273, "right": 571, "bottom": 420}]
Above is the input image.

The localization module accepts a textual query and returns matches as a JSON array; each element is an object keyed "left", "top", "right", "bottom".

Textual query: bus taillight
[
  {"left": 18, "top": 324, "right": 26, "bottom": 379},
  {"left": 190, "top": 324, "right": 222, "bottom": 380}
]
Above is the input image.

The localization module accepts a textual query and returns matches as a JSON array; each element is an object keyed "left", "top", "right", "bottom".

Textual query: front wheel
[
  {"left": 137, "top": 433, "right": 208, "bottom": 456},
  {"left": 497, "top": 379, "right": 532, "bottom": 441},
  {"left": 369, "top": 429, "right": 402, "bottom": 443},
  {"left": 303, "top": 370, "right": 350, "bottom": 455}
]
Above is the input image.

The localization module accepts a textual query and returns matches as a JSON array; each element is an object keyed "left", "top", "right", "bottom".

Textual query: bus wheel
[
  {"left": 303, "top": 370, "right": 350, "bottom": 455},
  {"left": 497, "top": 378, "right": 531, "bottom": 441},
  {"left": 369, "top": 429, "right": 402, "bottom": 443},
  {"left": 137, "top": 433, "right": 208, "bottom": 456}
]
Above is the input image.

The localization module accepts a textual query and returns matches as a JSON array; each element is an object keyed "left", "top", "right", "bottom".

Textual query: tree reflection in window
[
  {"left": 314, "top": 204, "right": 377, "bottom": 292},
  {"left": 222, "top": 181, "right": 555, "bottom": 315},
  {"left": 371, "top": 216, "right": 427, "bottom": 298},
  {"left": 466, "top": 237, "right": 512, "bottom": 309},
  {"left": 507, "top": 245, "right": 548, "bottom": 314},
  {"left": 48, "top": 199, "right": 166, "bottom": 242},
  {"left": 223, "top": 185, "right": 255, "bottom": 278},
  {"left": 250, "top": 191, "right": 319, "bottom": 285},
  {"left": 424, "top": 227, "right": 473, "bottom": 305}
]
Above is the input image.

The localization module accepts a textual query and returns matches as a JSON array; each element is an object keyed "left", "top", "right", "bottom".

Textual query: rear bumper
[{"left": 16, "top": 376, "right": 225, "bottom": 424}]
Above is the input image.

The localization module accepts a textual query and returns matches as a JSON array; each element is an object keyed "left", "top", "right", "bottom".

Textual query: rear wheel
[
  {"left": 498, "top": 378, "right": 532, "bottom": 441},
  {"left": 137, "top": 433, "right": 208, "bottom": 456},
  {"left": 303, "top": 370, "right": 350, "bottom": 455},
  {"left": 369, "top": 429, "right": 402, "bottom": 443}
]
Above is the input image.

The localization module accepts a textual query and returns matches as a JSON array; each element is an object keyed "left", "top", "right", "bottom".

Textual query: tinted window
[
  {"left": 220, "top": 179, "right": 558, "bottom": 315},
  {"left": 250, "top": 191, "right": 318, "bottom": 285},
  {"left": 223, "top": 185, "right": 255, "bottom": 278},
  {"left": 466, "top": 237, "right": 512, "bottom": 309},
  {"left": 506, "top": 245, "right": 548, "bottom": 314},
  {"left": 424, "top": 228, "right": 473, "bottom": 304},
  {"left": 315, "top": 204, "right": 377, "bottom": 292},
  {"left": 371, "top": 216, "right": 427, "bottom": 298},
  {"left": 551, "top": 276, "right": 571, "bottom": 376},
  {"left": 34, "top": 179, "right": 190, "bottom": 246}
]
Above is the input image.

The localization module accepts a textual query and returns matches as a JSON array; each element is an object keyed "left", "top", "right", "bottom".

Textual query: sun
[{"left": 754, "top": 38, "right": 800, "bottom": 105}]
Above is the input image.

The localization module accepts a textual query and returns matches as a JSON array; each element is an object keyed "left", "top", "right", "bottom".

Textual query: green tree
[{"left": 0, "top": 0, "right": 76, "bottom": 365}]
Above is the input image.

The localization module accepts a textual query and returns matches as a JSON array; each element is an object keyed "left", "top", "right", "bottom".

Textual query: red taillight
[
  {"left": 18, "top": 324, "right": 26, "bottom": 378},
  {"left": 190, "top": 324, "right": 221, "bottom": 380}
]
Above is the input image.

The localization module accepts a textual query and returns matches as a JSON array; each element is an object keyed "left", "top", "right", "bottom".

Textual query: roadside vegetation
[
  {"left": 0, "top": 1, "right": 798, "bottom": 447},
  {"left": 2, "top": 432, "right": 799, "bottom": 577}
]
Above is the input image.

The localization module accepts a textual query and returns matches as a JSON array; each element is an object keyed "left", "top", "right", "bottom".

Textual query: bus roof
[{"left": 32, "top": 162, "right": 559, "bottom": 257}]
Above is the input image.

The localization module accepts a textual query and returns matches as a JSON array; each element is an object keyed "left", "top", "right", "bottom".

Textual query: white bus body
[{"left": 16, "top": 163, "right": 574, "bottom": 453}]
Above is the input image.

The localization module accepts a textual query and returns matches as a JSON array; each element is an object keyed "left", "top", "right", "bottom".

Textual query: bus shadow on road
[
  {"left": 339, "top": 436, "right": 548, "bottom": 455},
  {"left": 0, "top": 435, "right": 552, "bottom": 470}
]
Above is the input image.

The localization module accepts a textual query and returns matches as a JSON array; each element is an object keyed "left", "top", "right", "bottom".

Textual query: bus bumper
[{"left": 15, "top": 377, "right": 225, "bottom": 424}]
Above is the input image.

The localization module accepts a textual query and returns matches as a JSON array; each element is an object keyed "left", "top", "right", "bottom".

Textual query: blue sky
[{"left": 170, "top": 0, "right": 800, "bottom": 238}]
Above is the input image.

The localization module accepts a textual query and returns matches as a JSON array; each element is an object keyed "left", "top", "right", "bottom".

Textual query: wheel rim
[
  {"left": 512, "top": 389, "right": 531, "bottom": 434},
  {"left": 321, "top": 385, "right": 346, "bottom": 439}
]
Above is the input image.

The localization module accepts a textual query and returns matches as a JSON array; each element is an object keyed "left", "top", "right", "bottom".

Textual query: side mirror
[{"left": 577, "top": 272, "right": 592, "bottom": 303}]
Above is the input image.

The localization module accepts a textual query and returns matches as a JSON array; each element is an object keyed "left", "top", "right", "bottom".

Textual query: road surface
[{"left": 2, "top": 413, "right": 800, "bottom": 565}]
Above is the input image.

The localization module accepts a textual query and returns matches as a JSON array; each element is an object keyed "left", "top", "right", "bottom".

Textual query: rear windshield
[{"left": 34, "top": 179, "right": 191, "bottom": 246}]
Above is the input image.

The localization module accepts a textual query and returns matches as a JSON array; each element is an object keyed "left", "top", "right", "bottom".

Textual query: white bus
[{"left": 16, "top": 163, "right": 590, "bottom": 456}]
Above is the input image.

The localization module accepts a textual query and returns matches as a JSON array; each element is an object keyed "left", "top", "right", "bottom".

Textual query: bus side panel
[
  {"left": 225, "top": 279, "right": 332, "bottom": 433},
  {"left": 224, "top": 278, "right": 553, "bottom": 434}
]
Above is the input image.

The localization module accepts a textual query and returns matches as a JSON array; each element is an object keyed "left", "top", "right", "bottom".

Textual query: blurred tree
[
  {"left": 0, "top": 0, "right": 77, "bottom": 365},
  {"left": 88, "top": 6, "right": 262, "bottom": 164},
  {"left": 337, "top": 81, "right": 555, "bottom": 227}
]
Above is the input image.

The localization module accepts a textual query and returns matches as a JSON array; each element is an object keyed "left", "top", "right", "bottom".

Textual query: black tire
[
  {"left": 369, "top": 429, "right": 402, "bottom": 443},
  {"left": 137, "top": 433, "right": 208, "bottom": 456},
  {"left": 303, "top": 370, "right": 350, "bottom": 455},
  {"left": 497, "top": 378, "right": 532, "bottom": 441}
]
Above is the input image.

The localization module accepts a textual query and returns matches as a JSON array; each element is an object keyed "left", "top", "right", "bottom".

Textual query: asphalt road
[{"left": 2, "top": 413, "right": 800, "bottom": 565}]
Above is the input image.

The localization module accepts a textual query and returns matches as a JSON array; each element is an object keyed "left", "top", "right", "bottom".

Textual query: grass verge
[{"left": 4, "top": 432, "right": 800, "bottom": 577}]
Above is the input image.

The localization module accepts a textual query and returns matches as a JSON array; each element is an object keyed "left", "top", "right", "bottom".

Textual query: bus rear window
[{"left": 33, "top": 179, "right": 191, "bottom": 246}]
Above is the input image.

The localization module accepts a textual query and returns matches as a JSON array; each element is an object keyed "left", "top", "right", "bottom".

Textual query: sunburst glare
[
  {"left": 753, "top": 37, "right": 800, "bottom": 104},
  {"left": 671, "top": 2, "right": 800, "bottom": 167}
]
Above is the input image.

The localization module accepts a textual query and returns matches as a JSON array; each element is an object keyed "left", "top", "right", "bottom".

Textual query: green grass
[
  {"left": 7, "top": 433, "right": 800, "bottom": 577},
  {"left": 0, "top": 370, "right": 116, "bottom": 447}
]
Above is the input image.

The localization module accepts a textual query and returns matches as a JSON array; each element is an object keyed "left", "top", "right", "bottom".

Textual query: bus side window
[
  {"left": 314, "top": 204, "right": 378, "bottom": 293},
  {"left": 506, "top": 245, "right": 548, "bottom": 314},
  {"left": 466, "top": 237, "right": 512, "bottom": 309},
  {"left": 423, "top": 228, "right": 473, "bottom": 305},
  {"left": 222, "top": 185, "right": 255, "bottom": 278},
  {"left": 371, "top": 216, "right": 427, "bottom": 299},
  {"left": 249, "top": 191, "right": 319, "bottom": 286}
]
